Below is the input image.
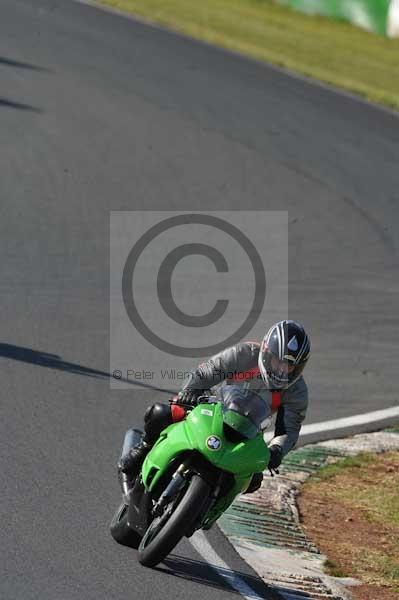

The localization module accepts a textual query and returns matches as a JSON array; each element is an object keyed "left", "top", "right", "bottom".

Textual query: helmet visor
[{"left": 261, "top": 350, "right": 305, "bottom": 389}]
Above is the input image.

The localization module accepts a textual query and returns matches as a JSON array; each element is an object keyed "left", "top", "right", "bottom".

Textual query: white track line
[
  {"left": 191, "top": 530, "right": 266, "bottom": 600},
  {"left": 299, "top": 405, "right": 399, "bottom": 436},
  {"left": 263, "top": 405, "right": 399, "bottom": 444}
]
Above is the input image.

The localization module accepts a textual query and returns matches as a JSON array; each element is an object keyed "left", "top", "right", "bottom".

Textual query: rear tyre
[
  {"left": 110, "top": 501, "right": 141, "bottom": 549},
  {"left": 138, "top": 474, "right": 210, "bottom": 568}
]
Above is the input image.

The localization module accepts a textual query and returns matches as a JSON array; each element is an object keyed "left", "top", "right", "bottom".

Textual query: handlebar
[
  {"left": 197, "top": 394, "right": 217, "bottom": 403},
  {"left": 169, "top": 393, "right": 217, "bottom": 408}
]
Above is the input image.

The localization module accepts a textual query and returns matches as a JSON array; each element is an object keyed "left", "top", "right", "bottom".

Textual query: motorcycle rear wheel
[{"left": 138, "top": 474, "right": 210, "bottom": 567}]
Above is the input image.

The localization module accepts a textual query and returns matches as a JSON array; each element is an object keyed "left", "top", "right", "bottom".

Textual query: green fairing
[{"left": 141, "top": 403, "right": 270, "bottom": 528}]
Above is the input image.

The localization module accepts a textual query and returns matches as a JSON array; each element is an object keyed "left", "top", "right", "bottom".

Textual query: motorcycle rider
[{"left": 119, "top": 320, "right": 310, "bottom": 493}]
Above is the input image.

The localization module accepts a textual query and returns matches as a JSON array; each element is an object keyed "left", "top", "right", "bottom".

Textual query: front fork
[
  {"left": 152, "top": 464, "right": 188, "bottom": 517},
  {"left": 151, "top": 461, "right": 223, "bottom": 537}
]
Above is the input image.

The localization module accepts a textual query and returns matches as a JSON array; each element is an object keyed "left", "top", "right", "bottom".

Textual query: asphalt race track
[{"left": 1, "top": 1, "right": 398, "bottom": 598}]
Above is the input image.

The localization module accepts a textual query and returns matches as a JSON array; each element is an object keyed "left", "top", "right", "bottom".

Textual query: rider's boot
[
  {"left": 118, "top": 436, "right": 153, "bottom": 478},
  {"left": 117, "top": 403, "right": 173, "bottom": 499}
]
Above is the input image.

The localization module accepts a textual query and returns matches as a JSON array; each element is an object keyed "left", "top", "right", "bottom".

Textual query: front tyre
[
  {"left": 110, "top": 501, "right": 142, "bottom": 549},
  {"left": 138, "top": 475, "right": 210, "bottom": 567}
]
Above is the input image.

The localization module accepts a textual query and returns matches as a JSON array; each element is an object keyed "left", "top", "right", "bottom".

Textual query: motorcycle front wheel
[{"left": 138, "top": 474, "right": 210, "bottom": 567}]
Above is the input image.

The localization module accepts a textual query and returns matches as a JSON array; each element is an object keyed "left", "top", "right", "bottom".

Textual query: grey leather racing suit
[{"left": 182, "top": 341, "right": 308, "bottom": 457}]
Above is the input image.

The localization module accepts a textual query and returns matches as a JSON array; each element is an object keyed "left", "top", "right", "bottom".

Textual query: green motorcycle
[{"left": 110, "top": 385, "right": 271, "bottom": 567}]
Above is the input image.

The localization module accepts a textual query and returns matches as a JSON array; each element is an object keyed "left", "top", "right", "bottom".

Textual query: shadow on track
[
  {"left": 157, "top": 555, "right": 277, "bottom": 599},
  {"left": 0, "top": 343, "right": 173, "bottom": 393},
  {"left": 0, "top": 97, "right": 42, "bottom": 112},
  {"left": 0, "top": 56, "right": 50, "bottom": 72},
  {"left": 0, "top": 55, "right": 50, "bottom": 112}
]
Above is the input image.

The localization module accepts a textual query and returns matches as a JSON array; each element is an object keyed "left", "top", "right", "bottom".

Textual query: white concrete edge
[
  {"left": 225, "top": 429, "right": 399, "bottom": 600},
  {"left": 192, "top": 406, "right": 398, "bottom": 598},
  {"left": 191, "top": 530, "right": 266, "bottom": 600}
]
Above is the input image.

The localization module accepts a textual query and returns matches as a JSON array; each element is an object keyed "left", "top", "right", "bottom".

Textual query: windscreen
[{"left": 219, "top": 384, "right": 271, "bottom": 437}]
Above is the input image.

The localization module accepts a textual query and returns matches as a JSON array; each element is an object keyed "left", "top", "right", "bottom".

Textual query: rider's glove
[
  {"left": 173, "top": 388, "right": 205, "bottom": 407},
  {"left": 268, "top": 445, "right": 283, "bottom": 470}
]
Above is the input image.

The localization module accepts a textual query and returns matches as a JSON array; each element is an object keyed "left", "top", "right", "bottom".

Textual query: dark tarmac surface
[{"left": 1, "top": 1, "right": 398, "bottom": 598}]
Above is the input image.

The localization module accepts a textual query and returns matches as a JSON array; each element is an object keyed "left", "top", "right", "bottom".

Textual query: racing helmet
[{"left": 258, "top": 320, "right": 310, "bottom": 390}]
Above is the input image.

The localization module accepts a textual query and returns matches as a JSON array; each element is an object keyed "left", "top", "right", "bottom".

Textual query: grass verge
[
  {"left": 298, "top": 451, "right": 399, "bottom": 600},
  {"left": 93, "top": 0, "right": 399, "bottom": 111}
]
